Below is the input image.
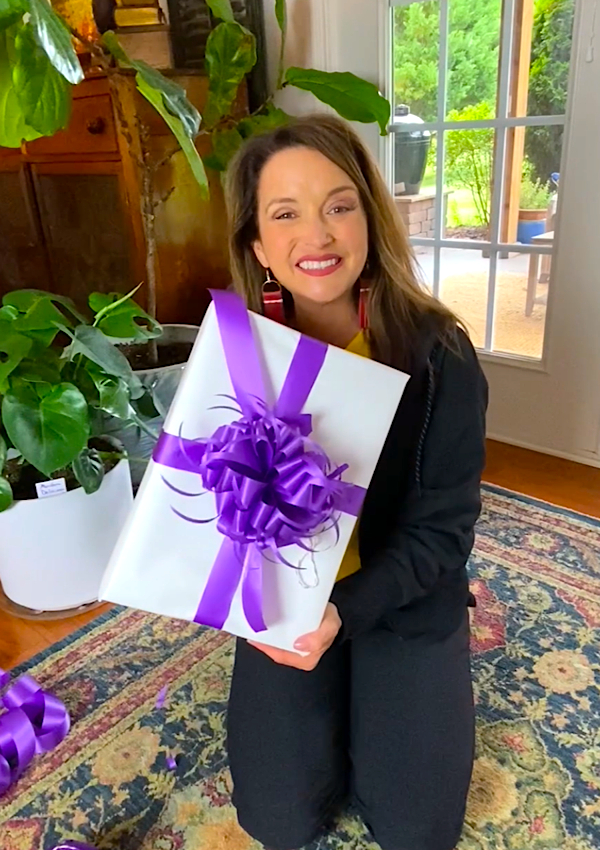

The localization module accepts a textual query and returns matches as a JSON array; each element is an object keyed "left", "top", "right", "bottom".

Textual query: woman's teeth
[{"left": 298, "top": 258, "right": 340, "bottom": 270}]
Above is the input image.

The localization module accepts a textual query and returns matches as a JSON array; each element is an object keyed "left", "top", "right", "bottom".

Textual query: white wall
[
  {"left": 262, "top": 0, "right": 600, "bottom": 465},
  {"left": 262, "top": 0, "right": 390, "bottom": 172}
]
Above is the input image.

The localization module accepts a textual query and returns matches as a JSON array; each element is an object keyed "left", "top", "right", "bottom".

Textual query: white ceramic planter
[{"left": 0, "top": 460, "right": 133, "bottom": 611}]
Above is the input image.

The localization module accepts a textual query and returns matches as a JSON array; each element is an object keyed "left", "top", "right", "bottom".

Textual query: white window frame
[{"left": 389, "top": 0, "right": 569, "bottom": 357}]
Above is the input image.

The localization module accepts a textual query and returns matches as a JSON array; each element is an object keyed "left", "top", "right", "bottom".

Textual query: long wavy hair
[{"left": 225, "top": 113, "right": 458, "bottom": 369}]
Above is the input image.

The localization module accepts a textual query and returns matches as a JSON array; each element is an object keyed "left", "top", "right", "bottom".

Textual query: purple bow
[
  {"left": 152, "top": 289, "right": 366, "bottom": 633},
  {"left": 0, "top": 667, "right": 70, "bottom": 796}
]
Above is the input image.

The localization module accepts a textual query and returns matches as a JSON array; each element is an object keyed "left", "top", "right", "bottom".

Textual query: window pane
[
  {"left": 438, "top": 247, "right": 490, "bottom": 349},
  {"left": 446, "top": 0, "right": 502, "bottom": 120},
  {"left": 492, "top": 250, "right": 548, "bottom": 358},
  {"left": 413, "top": 245, "right": 436, "bottom": 293},
  {"left": 524, "top": 0, "right": 575, "bottom": 117},
  {"left": 500, "top": 124, "right": 563, "bottom": 243},
  {"left": 444, "top": 128, "right": 495, "bottom": 240},
  {"left": 394, "top": 137, "right": 438, "bottom": 234},
  {"left": 393, "top": 1, "right": 440, "bottom": 124}
]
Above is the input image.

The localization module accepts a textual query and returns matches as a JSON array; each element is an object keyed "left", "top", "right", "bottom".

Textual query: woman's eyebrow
[{"left": 265, "top": 185, "right": 357, "bottom": 212}]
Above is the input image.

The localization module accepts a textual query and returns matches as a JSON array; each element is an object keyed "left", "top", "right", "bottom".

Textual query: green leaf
[
  {"left": 0, "top": 305, "right": 19, "bottom": 321},
  {"left": 0, "top": 27, "right": 44, "bottom": 147},
  {"left": 0, "top": 477, "right": 13, "bottom": 512},
  {"left": 4, "top": 290, "right": 83, "bottom": 347},
  {"left": 63, "top": 324, "right": 144, "bottom": 400},
  {"left": 13, "top": 23, "right": 71, "bottom": 135},
  {"left": 101, "top": 29, "right": 129, "bottom": 64},
  {"left": 4, "top": 289, "right": 86, "bottom": 323},
  {"left": 132, "top": 60, "right": 200, "bottom": 139},
  {"left": 28, "top": 0, "right": 83, "bottom": 85},
  {"left": 0, "top": 319, "right": 33, "bottom": 385},
  {"left": 87, "top": 369, "right": 133, "bottom": 420},
  {"left": 11, "top": 353, "right": 62, "bottom": 384},
  {"left": 90, "top": 288, "right": 162, "bottom": 343},
  {"left": 103, "top": 31, "right": 200, "bottom": 139},
  {"left": 72, "top": 446, "right": 104, "bottom": 494},
  {"left": 2, "top": 382, "right": 90, "bottom": 476},
  {"left": 203, "top": 22, "right": 257, "bottom": 128},
  {"left": 205, "top": 0, "right": 234, "bottom": 23},
  {"left": 0, "top": 434, "right": 6, "bottom": 470},
  {"left": 274, "top": 0, "right": 287, "bottom": 88},
  {"left": 0, "top": 0, "right": 26, "bottom": 31},
  {"left": 275, "top": 0, "right": 287, "bottom": 37},
  {"left": 205, "top": 126, "right": 243, "bottom": 171},
  {"left": 284, "top": 67, "right": 391, "bottom": 135},
  {"left": 89, "top": 284, "right": 142, "bottom": 323},
  {"left": 237, "top": 104, "right": 290, "bottom": 138},
  {"left": 136, "top": 73, "right": 208, "bottom": 196}
]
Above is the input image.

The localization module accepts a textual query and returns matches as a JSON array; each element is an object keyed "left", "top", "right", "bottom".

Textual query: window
[{"left": 390, "top": 0, "right": 575, "bottom": 359}]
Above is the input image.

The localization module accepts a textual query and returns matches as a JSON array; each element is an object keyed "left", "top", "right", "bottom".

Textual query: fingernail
[{"left": 294, "top": 639, "right": 307, "bottom": 651}]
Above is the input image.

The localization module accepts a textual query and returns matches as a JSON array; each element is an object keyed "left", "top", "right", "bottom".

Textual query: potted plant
[
  {"left": 0, "top": 288, "right": 159, "bottom": 612},
  {"left": 1, "top": 0, "right": 391, "bottom": 479},
  {"left": 517, "top": 161, "right": 552, "bottom": 244}
]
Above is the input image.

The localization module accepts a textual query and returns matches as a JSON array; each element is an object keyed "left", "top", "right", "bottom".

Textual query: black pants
[{"left": 227, "top": 614, "right": 474, "bottom": 850}]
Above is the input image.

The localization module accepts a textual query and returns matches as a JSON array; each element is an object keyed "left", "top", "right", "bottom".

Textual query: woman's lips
[{"left": 296, "top": 256, "right": 343, "bottom": 277}]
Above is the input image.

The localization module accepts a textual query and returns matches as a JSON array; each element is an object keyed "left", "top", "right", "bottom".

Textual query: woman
[{"left": 225, "top": 114, "right": 487, "bottom": 850}]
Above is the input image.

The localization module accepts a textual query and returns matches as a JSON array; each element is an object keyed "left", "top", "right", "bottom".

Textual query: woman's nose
[{"left": 301, "top": 215, "right": 334, "bottom": 247}]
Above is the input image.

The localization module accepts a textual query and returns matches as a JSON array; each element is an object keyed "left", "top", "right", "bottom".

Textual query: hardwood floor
[
  {"left": 483, "top": 440, "right": 600, "bottom": 519},
  {"left": 1, "top": 440, "right": 599, "bottom": 671}
]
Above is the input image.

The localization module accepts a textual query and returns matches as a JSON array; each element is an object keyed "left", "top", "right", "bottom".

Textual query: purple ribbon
[
  {"left": 152, "top": 289, "right": 366, "bottom": 633},
  {"left": 0, "top": 667, "right": 70, "bottom": 796},
  {"left": 50, "top": 844, "right": 97, "bottom": 850}
]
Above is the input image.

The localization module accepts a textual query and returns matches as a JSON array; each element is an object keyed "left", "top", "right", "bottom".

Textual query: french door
[{"left": 275, "top": 0, "right": 600, "bottom": 462}]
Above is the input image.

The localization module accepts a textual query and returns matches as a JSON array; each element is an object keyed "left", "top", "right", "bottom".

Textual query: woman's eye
[
  {"left": 274, "top": 211, "right": 296, "bottom": 220},
  {"left": 329, "top": 204, "right": 354, "bottom": 215}
]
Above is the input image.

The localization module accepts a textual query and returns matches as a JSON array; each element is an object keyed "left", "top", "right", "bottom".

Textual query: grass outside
[{"left": 420, "top": 169, "right": 482, "bottom": 228}]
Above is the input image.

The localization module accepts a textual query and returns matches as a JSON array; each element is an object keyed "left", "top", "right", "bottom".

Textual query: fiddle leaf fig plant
[
  {"left": 0, "top": 288, "right": 162, "bottom": 511},
  {"left": 0, "top": 0, "right": 391, "bottom": 184}
]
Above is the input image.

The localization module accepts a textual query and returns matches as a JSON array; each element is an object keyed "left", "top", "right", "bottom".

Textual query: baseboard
[{"left": 487, "top": 433, "right": 600, "bottom": 469}]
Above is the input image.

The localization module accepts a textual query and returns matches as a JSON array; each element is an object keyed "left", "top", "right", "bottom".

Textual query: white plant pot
[{"left": 0, "top": 460, "right": 133, "bottom": 611}]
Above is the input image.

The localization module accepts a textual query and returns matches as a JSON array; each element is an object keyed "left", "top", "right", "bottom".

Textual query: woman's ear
[{"left": 252, "top": 239, "right": 268, "bottom": 269}]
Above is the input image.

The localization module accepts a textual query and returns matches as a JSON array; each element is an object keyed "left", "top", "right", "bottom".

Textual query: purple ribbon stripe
[
  {"left": 152, "top": 289, "right": 366, "bottom": 634},
  {"left": 50, "top": 844, "right": 97, "bottom": 850},
  {"left": 0, "top": 667, "right": 70, "bottom": 797}
]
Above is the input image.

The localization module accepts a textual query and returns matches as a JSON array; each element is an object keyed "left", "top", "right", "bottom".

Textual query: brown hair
[{"left": 225, "top": 113, "right": 457, "bottom": 369}]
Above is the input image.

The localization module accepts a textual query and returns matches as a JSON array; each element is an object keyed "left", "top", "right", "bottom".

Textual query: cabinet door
[
  {"left": 31, "top": 163, "right": 136, "bottom": 309},
  {"left": 0, "top": 162, "right": 52, "bottom": 297}
]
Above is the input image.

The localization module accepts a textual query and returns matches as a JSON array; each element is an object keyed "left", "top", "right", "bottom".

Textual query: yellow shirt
[{"left": 336, "top": 331, "right": 371, "bottom": 581}]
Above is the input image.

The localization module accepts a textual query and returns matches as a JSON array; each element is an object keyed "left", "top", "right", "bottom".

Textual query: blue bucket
[{"left": 517, "top": 218, "right": 546, "bottom": 244}]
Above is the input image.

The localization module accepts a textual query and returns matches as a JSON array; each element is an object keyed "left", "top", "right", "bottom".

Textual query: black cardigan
[{"left": 331, "top": 320, "right": 488, "bottom": 643}]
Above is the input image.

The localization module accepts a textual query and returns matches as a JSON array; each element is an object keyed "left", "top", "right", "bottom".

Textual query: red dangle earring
[
  {"left": 262, "top": 269, "right": 285, "bottom": 324},
  {"left": 358, "top": 285, "right": 369, "bottom": 331}
]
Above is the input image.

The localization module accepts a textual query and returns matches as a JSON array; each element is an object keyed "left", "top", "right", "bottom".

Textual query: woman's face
[{"left": 252, "top": 146, "right": 369, "bottom": 308}]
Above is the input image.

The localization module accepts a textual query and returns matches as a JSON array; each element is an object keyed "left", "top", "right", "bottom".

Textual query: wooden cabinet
[{"left": 0, "top": 72, "right": 234, "bottom": 324}]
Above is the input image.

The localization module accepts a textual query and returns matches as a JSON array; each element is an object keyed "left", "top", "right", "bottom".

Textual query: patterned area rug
[{"left": 2, "top": 485, "right": 600, "bottom": 850}]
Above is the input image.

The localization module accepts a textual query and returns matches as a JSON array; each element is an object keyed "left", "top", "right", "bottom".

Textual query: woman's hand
[{"left": 247, "top": 603, "right": 342, "bottom": 671}]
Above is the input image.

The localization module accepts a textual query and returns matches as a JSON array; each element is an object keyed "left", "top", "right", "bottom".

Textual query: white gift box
[{"left": 100, "top": 294, "right": 409, "bottom": 651}]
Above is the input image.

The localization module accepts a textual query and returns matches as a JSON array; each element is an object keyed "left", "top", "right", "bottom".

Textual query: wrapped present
[{"left": 100, "top": 291, "right": 409, "bottom": 651}]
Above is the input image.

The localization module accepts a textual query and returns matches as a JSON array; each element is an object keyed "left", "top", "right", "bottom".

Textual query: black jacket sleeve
[{"left": 330, "top": 331, "right": 488, "bottom": 641}]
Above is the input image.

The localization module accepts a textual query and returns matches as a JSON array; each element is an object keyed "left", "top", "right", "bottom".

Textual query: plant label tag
[{"left": 35, "top": 479, "right": 68, "bottom": 499}]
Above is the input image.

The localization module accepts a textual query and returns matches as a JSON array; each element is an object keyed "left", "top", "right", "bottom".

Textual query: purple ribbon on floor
[
  {"left": 50, "top": 844, "right": 97, "bottom": 849},
  {"left": 0, "top": 667, "right": 70, "bottom": 796},
  {"left": 152, "top": 289, "right": 366, "bottom": 633}
]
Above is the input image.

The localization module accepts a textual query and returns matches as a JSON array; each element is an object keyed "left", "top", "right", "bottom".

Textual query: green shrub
[
  {"left": 526, "top": 0, "right": 574, "bottom": 183},
  {"left": 520, "top": 160, "right": 552, "bottom": 209},
  {"left": 445, "top": 102, "right": 494, "bottom": 226}
]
